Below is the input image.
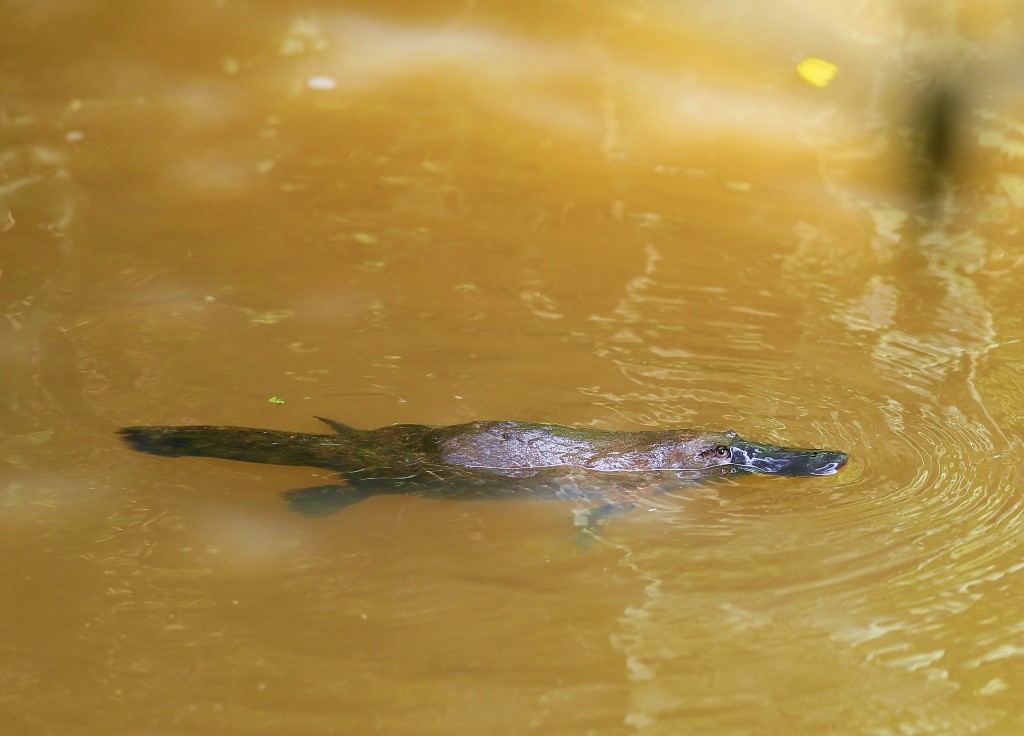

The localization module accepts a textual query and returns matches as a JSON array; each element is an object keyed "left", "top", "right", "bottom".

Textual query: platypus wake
[{"left": 119, "top": 417, "right": 848, "bottom": 521}]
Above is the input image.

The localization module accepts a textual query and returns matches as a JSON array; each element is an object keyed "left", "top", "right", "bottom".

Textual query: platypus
[{"left": 119, "top": 417, "right": 847, "bottom": 521}]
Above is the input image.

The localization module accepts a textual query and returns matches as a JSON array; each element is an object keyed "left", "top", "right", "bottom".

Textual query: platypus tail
[{"left": 119, "top": 425, "right": 345, "bottom": 470}]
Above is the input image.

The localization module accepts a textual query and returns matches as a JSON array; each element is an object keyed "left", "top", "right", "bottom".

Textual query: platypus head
[
  {"left": 673, "top": 431, "right": 845, "bottom": 476},
  {"left": 724, "top": 432, "right": 848, "bottom": 476}
]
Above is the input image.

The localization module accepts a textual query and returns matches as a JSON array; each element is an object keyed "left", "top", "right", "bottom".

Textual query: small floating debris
[
  {"left": 306, "top": 76, "right": 337, "bottom": 90},
  {"left": 246, "top": 309, "right": 294, "bottom": 325},
  {"left": 268, "top": 396, "right": 286, "bottom": 404}
]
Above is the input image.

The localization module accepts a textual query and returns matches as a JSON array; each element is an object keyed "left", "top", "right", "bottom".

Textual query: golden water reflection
[{"left": 4, "top": 1, "right": 1024, "bottom": 734}]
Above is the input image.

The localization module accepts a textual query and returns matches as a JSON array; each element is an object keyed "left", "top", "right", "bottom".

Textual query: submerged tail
[{"left": 119, "top": 425, "right": 345, "bottom": 470}]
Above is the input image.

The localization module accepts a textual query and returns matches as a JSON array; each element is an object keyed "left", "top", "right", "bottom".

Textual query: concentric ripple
[{"left": 585, "top": 245, "right": 1024, "bottom": 732}]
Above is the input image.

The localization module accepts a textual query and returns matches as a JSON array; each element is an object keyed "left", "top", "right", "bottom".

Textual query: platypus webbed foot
[{"left": 281, "top": 485, "right": 376, "bottom": 516}]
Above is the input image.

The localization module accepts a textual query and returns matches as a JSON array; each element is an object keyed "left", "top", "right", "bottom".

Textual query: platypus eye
[{"left": 715, "top": 445, "right": 730, "bottom": 458}]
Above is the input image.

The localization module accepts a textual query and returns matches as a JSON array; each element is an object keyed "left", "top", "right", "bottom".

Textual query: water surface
[{"left": 4, "top": 1, "right": 1024, "bottom": 734}]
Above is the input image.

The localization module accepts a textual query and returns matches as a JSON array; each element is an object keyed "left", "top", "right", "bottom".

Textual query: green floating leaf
[
  {"left": 247, "top": 309, "right": 295, "bottom": 325},
  {"left": 268, "top": 396, "right": 286, "bottom": 404}
]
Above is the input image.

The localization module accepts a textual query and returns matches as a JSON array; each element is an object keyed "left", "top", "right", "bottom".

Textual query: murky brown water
[{"left": 5, "top": 1, "right": 1024, "bottom": 734}]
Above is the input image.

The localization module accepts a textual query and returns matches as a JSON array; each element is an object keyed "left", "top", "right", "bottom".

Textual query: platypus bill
[{"left": 119, "top": 417, "right": 848, "bottom": 521}]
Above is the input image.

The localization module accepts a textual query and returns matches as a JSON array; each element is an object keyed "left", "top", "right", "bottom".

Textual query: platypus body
[{"left": 119, "top": 417, "right": 848, "bottom": 519}]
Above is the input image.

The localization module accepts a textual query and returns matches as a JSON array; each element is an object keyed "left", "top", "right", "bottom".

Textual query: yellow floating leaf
[{"left": 797, "top": 57, "right": 838, "bottom": 88}]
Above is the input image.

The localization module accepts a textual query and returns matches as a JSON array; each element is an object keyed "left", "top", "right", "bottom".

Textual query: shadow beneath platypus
[{"left": 119, "top": 417, "right": 848, "bottom": 529}]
